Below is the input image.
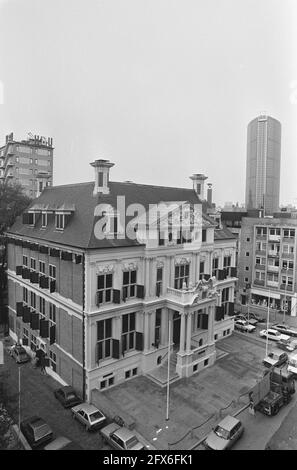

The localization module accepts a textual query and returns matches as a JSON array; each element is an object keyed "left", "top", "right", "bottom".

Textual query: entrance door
[{"left": 172, "top": 312, "right": 181, "bottom": 347}]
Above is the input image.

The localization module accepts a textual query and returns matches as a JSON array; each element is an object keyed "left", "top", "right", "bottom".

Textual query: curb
[{"left": 11, "top": 424, "right": 31, "bottom": 450}]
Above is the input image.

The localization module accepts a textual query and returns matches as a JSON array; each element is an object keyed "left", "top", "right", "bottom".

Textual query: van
[
  {"left": 262, "top": 351, "right": 288, "bottom": 368},
  {"left": 288, "top": 354, "right": 297, "bottom": 376}
]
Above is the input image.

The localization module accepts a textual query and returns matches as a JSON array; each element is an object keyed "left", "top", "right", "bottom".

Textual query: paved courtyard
[{"left": 101, "top": 333, "right": 266, "bottom": 450}]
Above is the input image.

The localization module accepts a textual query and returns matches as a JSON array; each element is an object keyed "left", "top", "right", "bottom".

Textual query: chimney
[
  {"left": 190, "top": 174, "right": 208, "bottom": 200},
  {"left": 207, "top": 183, "right": 212, "bottom": 206},
  {"left": 90, "top": 159, "right": 114, "bottom": 195}
]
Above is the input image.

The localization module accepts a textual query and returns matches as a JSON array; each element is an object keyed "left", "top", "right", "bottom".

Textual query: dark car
[
  {"left": 20, "top": 416, "right": 53, "bottom": 449},
  {"left": 54, "top": 386, "right": 82, "bottom": 408},
  {"left": 9, "top": 344, "right": 30, "bottom": 364}
]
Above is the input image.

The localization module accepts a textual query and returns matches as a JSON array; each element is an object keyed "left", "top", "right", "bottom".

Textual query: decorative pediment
[
  {"left": 123, "top": 262, "right": 138, "bottom": 271},
  {"left": 191, "top": 276, "right": 220, "bottom": 303},
  {"left": 156, "top": 260, "right": 164, "bottom": 268},
  {"left": 96, "top": 264, "right": 114, "bottom": 274},
  {"left": 175, "top": 257, "right": 191, "bottom": 265}
]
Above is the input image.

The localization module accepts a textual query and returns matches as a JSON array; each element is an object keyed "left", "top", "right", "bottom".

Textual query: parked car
[
  {"left": 54, "top": 386, "right": 82, "bottom": 408},
  {"left": 278, "top": 338, "right": 297, "bottom": 352},
  {"left": 271, "top": 324, "right": 297, "bottom": 338},
  {"left": 247, "top": 312, "right": 265, "bottom": 323},
  {"left": 43, "top": 436, "right": 83, "bottom": 450},
  {"left": 71, "top": 403, "right": 106, "bottom": 431},
  {"left": 203, "top": 415, "right": 244, "bottom": 450},
  {"left": 259, "top": 329, "right": 290, "bottom": 342},
  {"left": 234, "top": 319, "right": 256, "bottom": 333},
  {"left": 9, "top": 344, "right": 30, "bottom": 364},
  {"left": 100, "top": 422, "right": 145, "bottom": 450},
  {"left": 235, "top": 315, "right": 258, "bottom": 326},
  {"left": 20, "top": 416, "right": 53, "bottom": 449},
  {"left": 262, "top": 350, "right": 288, "bottom": 368}
]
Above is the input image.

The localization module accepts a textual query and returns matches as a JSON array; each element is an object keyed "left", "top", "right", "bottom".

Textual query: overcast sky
[{"left": 0, "top": 0, "right": 296, "bottom": 206}]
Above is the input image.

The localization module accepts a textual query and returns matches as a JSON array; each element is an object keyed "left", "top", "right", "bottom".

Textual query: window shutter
[
  {"left": 22, "top": 268, "right": 30, "bottom": 279},
  {"left": 231, "top": 267, "right": 237, "bottom": 277},
  {"left": 16, "top": 302, "right": 23, "bottom": 317},
  {"left": 75, "top": 254, "right": 82, "bottom": 264},
  {"left": 218, "top": 270, "right": 225, "bottom": 281},
  {"left": 23, "top": 306, "right": 31, "bottom": 323},
  {"left": 228, "top": 302, "right": 234, "bottom": 316},
  {"left": 50, "top": 280, "right": 56, "bottom": 293},
  {"left": 135, "top": 332, "right": 144, "bottom": 351},
  {"left": 30, "top": 243, "right": 39, "bottom": 251},
  {"left": 39, "top": 245, "right": 49, "bottom": 254},
  {"left": 136, "top": 285, "right": 145, "bottom": 299},
  {"left": 112, "top": 339, "right": 120, "bottom": 359},
  {"left": 241, "top": 295, "right": 246, "bottom": 305},
  {"left": 201, "top": 314, "right": 208, "bottom": 329},
  {"left": 215, "top": 306, "right": 222, "bottom": 321},
  {"left": 30, "top": 312, "right": 40, "bottom": 331},
  {"left": 113, "top": 289, "right": 121, "bottom": 304},
  {"left": 16, "top": 266, "right": 23, "bottom": 275},
  {"left": 122, "top": 288, "right": 127, "bottom": 302},
  {"left": 39, "top": 276, "right": 49, "bottom": 289},
  {"left": 49, "top": 248, "right": 60, "bottom": 258},
  {"left": 40, "top": 319, "right": 49, "bottom": 338},
  {"left": 61, "top": 251, "right": 72, "bottom": 261},
  {"left": 50, "top": 325, "right": 56, "bottom": 345},
  {"left": 30, "top": 271, "right": 39, "bottom": 284},
  {"left": 95, "top": 292, "right": 100, "bottom": 307}
]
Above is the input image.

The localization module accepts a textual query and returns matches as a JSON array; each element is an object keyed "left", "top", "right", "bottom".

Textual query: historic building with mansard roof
[{"left": 6, "top": 160, "right": 237, "bottom": 400}]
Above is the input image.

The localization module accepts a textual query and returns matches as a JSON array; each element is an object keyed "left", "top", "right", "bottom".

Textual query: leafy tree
[{"left": 0, "top": 181, "right": 32, "bottom": 264}]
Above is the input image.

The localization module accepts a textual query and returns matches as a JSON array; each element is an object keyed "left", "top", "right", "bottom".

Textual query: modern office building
[
  {"left": 245, "top": 115, "right": 281, "bottom": 215},
  {"left": 0, "top": 132, "right": 53, "bottom": 197},
  {"left": 6, "top": 160, "right": 237, "bottom": 399},
  {"left": 238, "top": 216, "right": 297, "bottom": 317}
]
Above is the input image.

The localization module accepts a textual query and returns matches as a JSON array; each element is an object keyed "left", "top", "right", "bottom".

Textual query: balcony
[
  {"left": 256, "top": 234, "right": 267, "bottom": 241},
  {"left": 255, "top": 264, "right": 266, "bottom": 271},
  {"left": 281, "top": 268, "right": 293, "bottom": 276},
  {"left": 282, "top": 252, "right": 294, "bottom": 260},
  {"left": 266, "top": 265, "right": 279, "bottom": 273},
  {"left": 268, "top": 250, "right": 279, "bottom": 257},
  {"left": 255, "top": 250, "right": 266, "bottom": 256},
  {"left": 167, "top": 286, "right": 213, "bottom": 307},
  {"left": 283, "top": 237, "right": 295, "bottom": 244},
  {"left": 280, "top": 284, "right": 293, "bottom": 292},
  {"left": 253, "top": 279, "right": 265, "bottom": 286},
  {"left": 268, "top": 235, "right": 280, "bottom": 242},
  {"left": 266, "top": 280, "right": 279, "bottom": 289}
]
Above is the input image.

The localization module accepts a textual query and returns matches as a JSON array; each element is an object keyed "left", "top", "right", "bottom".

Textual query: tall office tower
[
  {"left": 0, "top": 132, "right": 53, "bottom": 198},
  {"left": 245, "top": 115, "right": 281, "bottom": 215}
]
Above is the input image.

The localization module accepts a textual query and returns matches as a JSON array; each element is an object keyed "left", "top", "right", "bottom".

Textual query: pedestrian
[{"left": 40, "top": 355, "right": 47, "bottom": 375}]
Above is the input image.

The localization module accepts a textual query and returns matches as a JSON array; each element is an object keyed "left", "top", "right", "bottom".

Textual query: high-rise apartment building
[
  {"left": 0, "top": 132, "right": 53, "bottom": 198},
  {"left": 245, "top": 115, "right": 281, "bottom": 215}
]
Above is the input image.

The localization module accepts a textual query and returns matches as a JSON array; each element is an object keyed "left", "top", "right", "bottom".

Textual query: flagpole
[{"left": 166, "top": 315, "right": 171, "bottom": 421}]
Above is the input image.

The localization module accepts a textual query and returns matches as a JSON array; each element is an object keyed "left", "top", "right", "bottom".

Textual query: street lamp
[
  {"left": 283, "top": 266, "right": 288, "bottom": 324},
  {"left": 265, "top": 289, "right": 271, "bottom": 357}
]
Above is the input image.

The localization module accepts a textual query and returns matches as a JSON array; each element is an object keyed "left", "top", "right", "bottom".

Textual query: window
[
  {"left": 39, "top": 260, "right": 46, "bottom": 274},
  {"left": 35, "top": 159, "right": 38, "bottom": 165},
  {"left": 23, "top": 255, "right": 28, "bottom": 267},
  {"left": 39, "top": 297, "right": 46, "bottom": 318},
  {"left": 202, "top": 229, "right": 207, "bottom": 242},
  {"left": 245, "top": 277, "right": 249, "bottom": 282},
  {"left": 30, "top": 258, "right": 36, "bottom": 271},
  {"left": 125, "top": 370, "right": 131, "bottom": 379},
  {"left": 247, "top": 237, "right": 250, "bottom": 242},
  {"left": 97, "top": 318, "right": 112, "bottom": 361},
  {"left": 245, "top": 252, "right": 249, "bottom": 257},
  {"left": 132, "top": 368, "right": 137, "bottom": 376},
  {"left": 23, "top": 287, "right": 28, "bottom": 304},
  {"left": 122, "top": 313, "right": 136, "bottom": 353},
  {"left": 23, "top": 328, "right": 29, "bottom": 344},
  {"left": 123, "top": 270, "right": 137, "bottom": 298},
  {"left": 49, "top": 350, "right": 56, "bottom": 372},
  {"left": 49, "top": 303, "right": 56, "bottom": 326},
  {"left": 222, "top": 288, "right": 230, "bottom": 315},
  {"left": 204, "top": 359, "right": 209, "bottom": 367},
  {"left": 97, "top": 273, "right": 113, "bottom": 304},
  {"left": 245, "top": 267, "right": 249, "bottom": 271},
  {"left": 30, "top": 334, "right": 37, "bottom": 352},
  {"left": 174, "top": 263, "right": 190, "bottom": 289},
  {"left": 30, "top": 291, "right": 36, "bottom": 310},
  {"left": 49, "top": 265, "right": 56, "bottom": 280},
  {"left": 212, "top": 258, "right": 219, "bottom": 278},
  {"left": 223, "top": 256, "right": 231, "bottom": 276},
  {"left": 156, "top": 268, "right": 163, "bottom": 297},
  {"left": 154, "top": 309, "right": 162, "bottom": 345},
  {"left": 56, "top": 213, "right": 65, "bottom": 230},
  {"left": 199, "top": 261, "right": 205, "bottom": 280},
  {"left": 41, "top": 213, "right": 47, "bottom": 228}
]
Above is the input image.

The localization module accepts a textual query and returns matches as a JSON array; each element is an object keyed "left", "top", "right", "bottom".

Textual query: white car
[
  {"left": 234, "top": 319, "right": 256, "bottom": 333},
  {"left": 71, "top": 403, "right": 106, "bottom": 431},
  {"left": 259, "top": 329, "right": 290, "bottom": 342}
]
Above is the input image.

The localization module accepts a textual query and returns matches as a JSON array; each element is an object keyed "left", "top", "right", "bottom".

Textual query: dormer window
[
  {"left": 41, "top": 212, "right": 47, "bottom": 228},
  {"left": 56, "top": 213, "right": 65, "bottom": 230}
]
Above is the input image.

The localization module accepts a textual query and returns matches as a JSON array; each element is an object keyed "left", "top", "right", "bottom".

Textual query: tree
[{"left": 0, "top": 181, "right": 32, "bottom": 264}]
